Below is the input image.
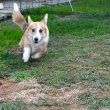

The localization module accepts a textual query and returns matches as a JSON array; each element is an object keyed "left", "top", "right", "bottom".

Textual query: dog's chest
[
  {"left": 31, "top": 42, "right": 46, "bottom": 54},
  {"left": 31, "top": 37, "right": 49, "bottom": 53},
  {"left": 31, "top": 43, "right": 41, "bottom": 53}
]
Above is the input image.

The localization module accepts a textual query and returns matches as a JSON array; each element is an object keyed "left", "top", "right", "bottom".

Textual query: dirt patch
[
  {"left": 0, "top": 79, "right": 87, "bottom": 110},
  {"left": 0, "top": 79, "right": 21, "bottom": 96},
  {"left": 0, "top": 79, "right": 22, "bottom": 103},
  {"left": 9, "top": 47, "right": 23, "bottom": 54}
]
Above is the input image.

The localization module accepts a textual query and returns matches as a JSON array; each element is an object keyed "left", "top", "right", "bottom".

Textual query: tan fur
[
  {"left": 20, "top": 22, "right": 49, "bottom": 56},
  {"left": 12, "top": 4, "right": 49, "bottom": 62},
  {"left": 12, "top": 11, "right": 28, "bottom": 31}
]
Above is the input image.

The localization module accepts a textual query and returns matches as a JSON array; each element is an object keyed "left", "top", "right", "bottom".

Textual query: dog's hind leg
[
  {"left": 23, "top": 46, "right": 31, "bottom": 62},
  {"left": 31, "top": 52, "right": 42, "bottom": 59}
]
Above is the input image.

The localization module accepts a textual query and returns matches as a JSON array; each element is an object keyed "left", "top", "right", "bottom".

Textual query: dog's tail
[{"left": 12, "top": 3, "right": 28, "bottom": 31}]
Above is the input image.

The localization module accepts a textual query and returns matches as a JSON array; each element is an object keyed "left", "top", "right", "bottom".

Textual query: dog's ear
[
  {"left": 41, "top": 13, "right": 48, "bottom": 24},
  {"left": 28, "top": 16, "right": 33, "bottom": 24},
  {"left": 12, "top": 3, "right": 28, "bottom": 31}
]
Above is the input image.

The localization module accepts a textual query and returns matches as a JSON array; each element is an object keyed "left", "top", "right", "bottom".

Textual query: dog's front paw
[
  {"left": 23, "top": 57, "right": 29, "bottom": 63},
  {"left": 23, "top": 47, "right": 31, "bottom": 63}
]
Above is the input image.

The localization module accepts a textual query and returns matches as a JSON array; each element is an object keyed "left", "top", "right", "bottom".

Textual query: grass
[
  {"left": 79, "top": 92, "right": 110, "bottom": 109},
  {"left": 0, "top": 0, "right": 110, "bottom": 109},
  {"left": 0, "top": 100, "right": 26, "bottom": 110},
  {"left": 0, "top": 100, "right": 69, "bottom": 110},
  {"left": 24, "top": 0, "right": 110, "bottom": 15}
]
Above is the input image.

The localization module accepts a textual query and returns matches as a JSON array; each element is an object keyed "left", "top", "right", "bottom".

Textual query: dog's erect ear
[
  {"left": 41, "top": 13, "right": 48, "bottom": 24},
  {"left": 12, "top": 3, "right": 28, "bottom": 31},
  {"left": 28, "top": 16, "right": 33, "bottom": 24}
]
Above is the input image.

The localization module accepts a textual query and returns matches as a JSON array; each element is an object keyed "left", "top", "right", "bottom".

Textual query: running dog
[{"left": 12, "top": 3, "right": 49, "bottom": 62}]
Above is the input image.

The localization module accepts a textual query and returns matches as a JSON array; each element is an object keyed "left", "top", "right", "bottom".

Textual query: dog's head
[{"left": 12, "top": 3, "right": 49, "bottom": 44}]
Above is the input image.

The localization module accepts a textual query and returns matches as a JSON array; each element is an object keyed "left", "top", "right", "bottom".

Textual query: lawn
[{"left": 0, "top": 0, "right": 110, "bottom": 110}]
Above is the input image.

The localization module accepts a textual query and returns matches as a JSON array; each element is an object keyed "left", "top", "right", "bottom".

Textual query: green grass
[
  {"left": 0, "top": 100, "right": 26, "bottom": 110},
  {"left": 0, "top": 100, "right": 69, "bottom": 110},
  {"left": 24, "top": 0, "right": 110, "bottom": 15},
  {"left": 0, "top": 0, "right": 110, "bottom": 109},
  {"left": 79, "top": 92, "right": 110, "bottom": 109}
]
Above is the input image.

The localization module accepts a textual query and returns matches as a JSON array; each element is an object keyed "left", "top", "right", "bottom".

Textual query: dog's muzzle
[{"left": 34, "top": 38, "right": 38, "bottom": 43}]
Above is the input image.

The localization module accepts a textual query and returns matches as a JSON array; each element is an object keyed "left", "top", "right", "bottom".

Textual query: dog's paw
[
  {"left": 23, "top": 47, "right": 31, "bottom": 63},
  {"left": 23, "top": 52, "right": 30, "bottom": 63},
  {"left": 31, "top": 53, "right": 42, "bottom": 59},
  {"left": 23, "top": 57, "right": 29, "bottom": 63}
]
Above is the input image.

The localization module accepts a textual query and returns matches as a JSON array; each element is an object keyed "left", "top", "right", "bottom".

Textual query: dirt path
[{"left": 0, "top": 79, "right": 87, "bottom": 110}]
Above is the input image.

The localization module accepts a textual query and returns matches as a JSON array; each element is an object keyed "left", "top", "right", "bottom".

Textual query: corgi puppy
[{"left": 12, "top": 3, "right": 49, "bottom": 63}]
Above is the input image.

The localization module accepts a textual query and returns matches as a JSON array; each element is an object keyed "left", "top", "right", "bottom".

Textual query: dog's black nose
[{"left": 34, "top": 38, "right": 38, "bottom": 43}]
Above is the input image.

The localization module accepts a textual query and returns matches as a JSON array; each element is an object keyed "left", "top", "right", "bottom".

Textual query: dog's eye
[
  {"left": 39, "top": 29, "right": 43, "bottom": 33},
  {"left": 32, "top": 29, "right": 35, "bottom": 32}
]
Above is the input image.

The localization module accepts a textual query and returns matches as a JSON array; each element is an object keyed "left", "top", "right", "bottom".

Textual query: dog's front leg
[{"left": 23, "top": 46, "right": 31, "bottom": 62}]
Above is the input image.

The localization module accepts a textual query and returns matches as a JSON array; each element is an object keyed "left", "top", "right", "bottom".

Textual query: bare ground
[{"left": 0, "top": 79, "right": 88, "bottom": 110}]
